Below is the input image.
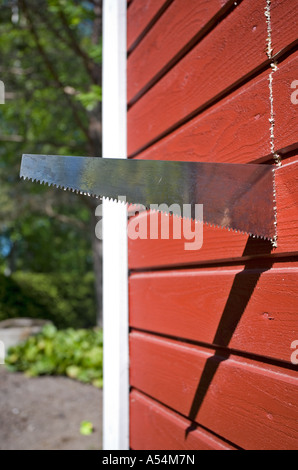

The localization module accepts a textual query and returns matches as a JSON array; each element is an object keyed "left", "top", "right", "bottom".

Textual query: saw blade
[{"left": 20, "top": 154, "right": 276, "bottom": 240}]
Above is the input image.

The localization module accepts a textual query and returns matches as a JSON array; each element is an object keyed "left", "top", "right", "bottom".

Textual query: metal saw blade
[{"left": 20, "top": 154, "right": 276, "bottom": 240}]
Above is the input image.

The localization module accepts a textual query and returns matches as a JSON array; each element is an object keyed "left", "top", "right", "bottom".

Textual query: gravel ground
[{"left": 0, "top": 367, "right": 102, "bottom": 450}]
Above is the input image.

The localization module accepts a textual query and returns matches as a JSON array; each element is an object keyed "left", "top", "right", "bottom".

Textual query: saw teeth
[{"left": 20, "top": 175, "right": 274, "bottom": 242}]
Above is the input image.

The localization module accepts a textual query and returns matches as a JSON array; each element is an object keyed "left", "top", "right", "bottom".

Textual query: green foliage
[
  {"left": 0, "top": 1, "right": 102, "bottom": 328},
  {"left": 6, "top": 324, "right": 103, "bottom": 387},
  {"left": 80, "top": 421, "right": 94, "bottom": 436},
  {"left": 4, "top": 212, "right": 93, "bottom": 274},
  {"left": 0, "top": 271, "right": 96, "bottom": 329},
  {"left": 76, "top": 85, "right": 102, "bottom": 111}
]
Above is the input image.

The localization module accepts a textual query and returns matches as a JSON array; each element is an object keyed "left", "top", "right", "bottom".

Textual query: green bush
[
  {"left": 0, "top": 271, "right": 96, "bottom": 329},
  {"left": 6, "top": 324, "right": 103, "bottom": 388}
]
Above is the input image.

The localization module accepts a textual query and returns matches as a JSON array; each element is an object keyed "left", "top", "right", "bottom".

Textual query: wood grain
[
  {"left": 127, "top": 0, "right": 269, "bottom": 156},
  {"left": 132, "top": 55, "right": 297, "bottom": 163},
  {"left": 127, "top": 0, "right": 231, "bottom": 103},
  {"left": 126, "top": 0, "right": 298, "bottom": 453},
  {"left": 130, "top": 389, "right": 236, "bottom": 450},
  {"left": 275, "top": 160, "right": 298, "bottom": 252},
  {"left": 129, "top": 262, "right": 298, "bottom": 362},
  {"left": 127, "top": 160, "right": 298, "bottom": 269},
  {"left": 271, "top": 0, "right": 298, "bottom": 54},
  {"left": 275, "top": 53, "right": 298, "bottom": 154},
  {"left": 130, "top": 331, "right": 298, "bottom": 450},
  {"left": 133, "top": 67, "right": 271, "bottom": 164},
  {"left": 127, "top": 0, "right": 172, "bottom": 52}
]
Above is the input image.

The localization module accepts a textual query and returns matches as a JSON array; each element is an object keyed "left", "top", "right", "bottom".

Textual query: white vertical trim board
[{"left": 102, "top": 0, "right": 129, "bottom": 451}]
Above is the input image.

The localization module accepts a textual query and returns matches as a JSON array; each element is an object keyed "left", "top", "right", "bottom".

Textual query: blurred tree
[{"left": 0, "top": 0, "right": 103, "bottom": 326}]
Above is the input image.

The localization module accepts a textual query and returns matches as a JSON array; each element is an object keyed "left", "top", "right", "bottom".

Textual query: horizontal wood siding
[
  {"left": 271, "top": 0, "right": 298, "bottom": 53},
  {"left": 127, "top": 0, "right": 231, "bottom": 103},
  {"left": 274, "top": 54, "right": 298, "bottom": 153},
  {"left": 127, "top": 0, "right": 173, "bottom": 52},
  {"left": 132, "top": 53, "right": 298, "bottom": 163},
  {"left": 128, "top": 160, "right": 298, "bottom": 268},
  {"left": 130, "top": 262, "right": 298, "bottom": 363},
  {"left": 128, "top": 0, "right": 270, "bottom": 156},
  {"left": 130, "top": 332, "right": 298, "bottom": 450},
  {"left": 127, "top": 0, "right": 298, "bottom": 450},
  {"left": 130, "top": 390, "right": 236, "bottom": 450}
]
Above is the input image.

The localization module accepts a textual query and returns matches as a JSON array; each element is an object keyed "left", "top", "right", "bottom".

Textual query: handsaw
[{"left": 20, "top": 154, "right": 276, "bottom": 241}]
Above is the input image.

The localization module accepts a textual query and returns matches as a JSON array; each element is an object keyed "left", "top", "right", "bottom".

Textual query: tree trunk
[{"left": 89, "top": 1, "right": 103, "bottom": 326}]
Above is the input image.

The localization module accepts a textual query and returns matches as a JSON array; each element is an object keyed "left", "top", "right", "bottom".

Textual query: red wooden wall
[{"left": 127, "top": 0, "right": 298, "bottom": 450}]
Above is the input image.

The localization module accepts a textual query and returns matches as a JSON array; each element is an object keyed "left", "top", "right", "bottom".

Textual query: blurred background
[{"left": 0, "top": 0, "right": 103, "bottom": 450}]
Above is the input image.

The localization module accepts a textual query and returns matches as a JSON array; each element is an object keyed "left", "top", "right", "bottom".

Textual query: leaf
[
  {"left": 66, "top": 365, "right": 80, "bottom": 379},
  {"left": 80, "top": 421, "right": 94, "bottom": 436},
  {"left": 75, "top": 85, "right": 102, "bottom": 111},
  {"left": 92, "top": 378, "right": 103, "bottom": 389},
  {"left": 6, "top": 326, "right": 103, "bottom": 386}
]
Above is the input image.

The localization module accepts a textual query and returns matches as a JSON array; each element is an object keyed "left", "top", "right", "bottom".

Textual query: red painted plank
[
  {"left": 130, "top": 390, "right": 236, "bottom": 450},
  {"left": 133, "top": 54, "right": 297, "bottom": 164},
  {"left": 127, "top": 0, "right": 172, "bottom": 52},
  {"left": 128, "top": 217, "right": 272, "bottom": 268},
  {"left": 128, "top": 160, "right": 298, "bottom": 269},
  {"left": 275, "top": 160, "right": 298, "bottom": 250},
  {"left": 127, "top": 0, "right": 231, "bottom": 103},
  {"left": 130, "top": 332, "right": 298, "bottom": 450},
  {"left": 274, "top": 53, "right": 298, "bottom": 154},
  {"left": 127, "top": 0, "right": 269, "bottom": 156},
  {"left": 134, "top": 67, "right": 271, "bottom": 164},
  {"left": 271, "top": 0, "right": 298, "bottom": 54},
  {"left": 130, "top": 263, "right": 298, "bottom": 362},
  {"left": 127, "top": 0, "right": 297, "bottom": 104}
]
